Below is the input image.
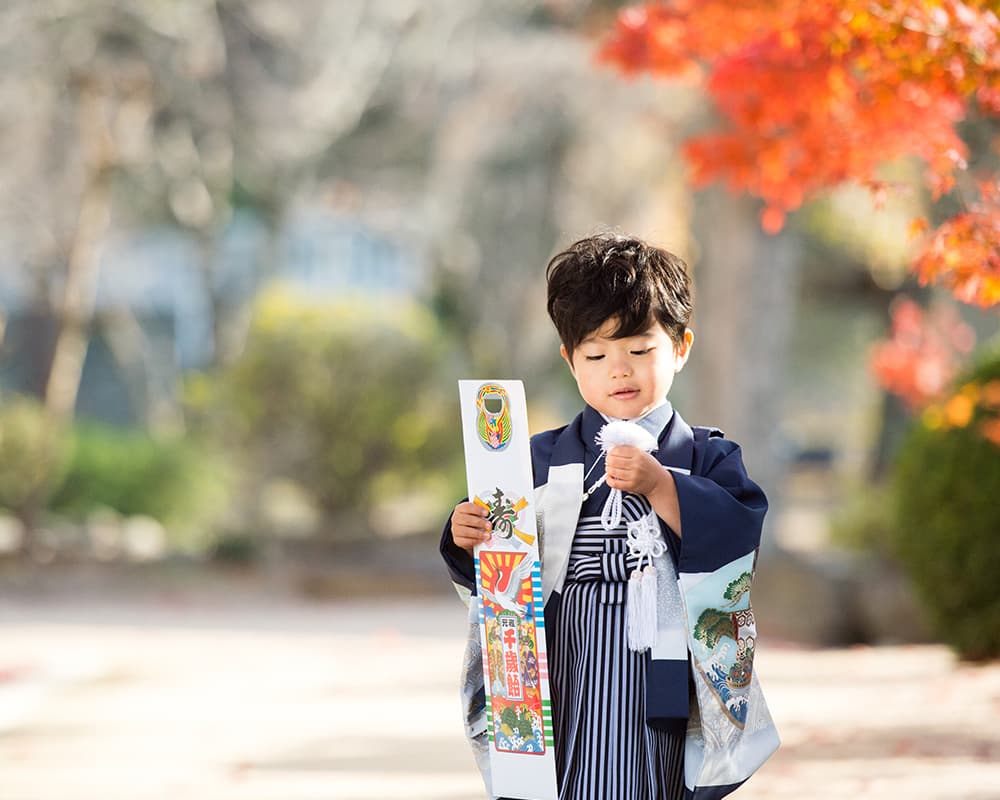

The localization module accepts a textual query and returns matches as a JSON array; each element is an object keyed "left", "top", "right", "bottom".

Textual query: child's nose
[{"left": 609, "top": 356, "right": 631, "bottom": 378}]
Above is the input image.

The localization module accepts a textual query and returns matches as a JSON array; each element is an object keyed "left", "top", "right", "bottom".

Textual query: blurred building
[{"left": 0, "top": 208, "right": 420, "bottom": 426}]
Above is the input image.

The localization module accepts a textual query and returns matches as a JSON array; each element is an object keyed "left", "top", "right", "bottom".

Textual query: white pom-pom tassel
[
  {"left": 592, "top": 421, "right": 659, "bottom": 531},
  {"left": 627, "top": 565, "right": 659, "bottom": 652},
  {"left": 595, "top": 420, "right": 659, "bottom": 453}
]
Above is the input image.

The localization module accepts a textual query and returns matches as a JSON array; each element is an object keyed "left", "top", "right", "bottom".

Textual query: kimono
[{"left": 441, "top": 401, "right": 779, "bottom": 799}]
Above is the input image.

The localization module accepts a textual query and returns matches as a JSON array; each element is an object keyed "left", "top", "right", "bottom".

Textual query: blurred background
[{"left": 1, "top": 1, "right": 998, "bottom": 799}]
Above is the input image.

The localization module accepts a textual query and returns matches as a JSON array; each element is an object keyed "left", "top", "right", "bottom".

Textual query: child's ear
[
  {"left": 675, "top": 329, "right": 694, "bottom": 370},
  {"left": 559, "top": 344, "right": 575, "bottom": 375}
]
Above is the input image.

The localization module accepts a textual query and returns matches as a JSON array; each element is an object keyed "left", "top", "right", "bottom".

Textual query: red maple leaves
[
  {"left": 598, "top": 0, "right": 1000, "bottom": 308},
  {"left": 867, "top": 294, "right": 1000, "bottom": 445},
  {"left": 913, "top": 180, "right": 1000, "bottom": 306},
  {"left": 869, "top": 296, "right": 976, "bottom": 410}
]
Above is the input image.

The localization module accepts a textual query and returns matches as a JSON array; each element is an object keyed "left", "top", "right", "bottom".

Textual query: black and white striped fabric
[{"left": 549, "top": 507, "right": 685, "bottom": 800}]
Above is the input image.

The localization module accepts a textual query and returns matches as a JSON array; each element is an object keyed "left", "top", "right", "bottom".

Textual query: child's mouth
[{"left": 611, "top": 388, "right": 639, "bottom": 400}]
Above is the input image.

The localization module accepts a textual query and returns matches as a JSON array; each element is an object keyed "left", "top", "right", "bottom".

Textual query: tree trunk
[
  {"left": 690, "top": 187, "right": 799, "bottom": 554},
  {"left": 44, "top": 77, "right": 115, "bottom": 422},
  {"left": 24, "top": 77, "right": 115, "bottom": 557}
]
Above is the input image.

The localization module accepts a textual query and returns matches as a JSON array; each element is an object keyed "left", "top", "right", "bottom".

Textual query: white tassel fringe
[{"left": 627, "top": 565, "right": 659, "bottom": 652}]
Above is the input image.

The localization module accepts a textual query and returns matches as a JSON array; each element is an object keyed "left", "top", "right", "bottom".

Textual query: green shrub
[
  {"left": 48, "top": 423, "right": 228, "bottom": 547},
  {"left": 829, "top": 480, "right": 896, "bottom": 558},
  {"left": 0, "top": 397, "right": 71, "bottom": 515},
  {"left": 188, "top": 287, "right": 464, "bottom": 540},
  {"left": 209, "top": 532, "right": 260, "bottom": 565},
  {"left": 890, "top": 338, "right": 1000, "bottom": 660}
]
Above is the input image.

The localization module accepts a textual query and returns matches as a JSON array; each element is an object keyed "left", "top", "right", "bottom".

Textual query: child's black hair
[{"left": 545, "top": 232, "right": 693, "bottom": 358}]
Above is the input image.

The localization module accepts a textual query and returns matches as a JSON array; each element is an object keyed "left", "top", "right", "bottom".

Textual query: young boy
[{"left": 441, "top": 233, "right": 774, "bottom": 800}]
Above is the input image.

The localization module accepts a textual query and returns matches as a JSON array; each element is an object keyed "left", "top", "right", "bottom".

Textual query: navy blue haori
[{"left": 441, "top": 402, "right": 779, "bottom": 799}]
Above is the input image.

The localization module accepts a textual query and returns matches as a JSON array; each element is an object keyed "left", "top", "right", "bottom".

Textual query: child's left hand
[{"left": 605, "top": 445, "right": 669, "bottom": 499}]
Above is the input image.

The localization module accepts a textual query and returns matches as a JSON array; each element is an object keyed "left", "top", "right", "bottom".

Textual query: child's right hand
[{"left": 451, "top": 500, "right": 492, "bottom": 554}]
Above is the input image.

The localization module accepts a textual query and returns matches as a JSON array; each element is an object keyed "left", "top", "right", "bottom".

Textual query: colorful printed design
[
  {"left": 498, "top": 614, "right": 524, "bottom": 699},
  {"left": 478, "top": 551, "right": 552, "bottom": 755},
  {"left": 474, "top": 488, "right": 535, "bottom": 546},
  {"left": 476, "top": 383, "right": 512, "bottom": 451},
  {"left": 479, "top": 550, "right": 534, "bottom": 612},
  {"left": 685, "top": 552, "right": 758, "bottom": 729}
]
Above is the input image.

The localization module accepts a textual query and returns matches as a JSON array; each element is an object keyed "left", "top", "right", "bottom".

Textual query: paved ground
[{"left": 1, "top": 587, "right": 999, "bottom": 800}]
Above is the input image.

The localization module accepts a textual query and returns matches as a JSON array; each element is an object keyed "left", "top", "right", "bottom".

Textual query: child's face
[{"left": 560, "top": 318, "right": 692, "bottom": 420}]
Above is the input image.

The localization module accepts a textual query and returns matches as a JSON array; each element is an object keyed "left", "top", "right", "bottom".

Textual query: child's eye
[
  {"left": 585, "top": 354, "right": 605, "bottom": 361},
  {"left": 630, "top": 348, "right": 655, "bottom": 356}
]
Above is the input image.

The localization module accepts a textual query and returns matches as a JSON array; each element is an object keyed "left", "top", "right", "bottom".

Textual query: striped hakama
[{"left": 549, "top": 501, "right": 686, "bottom": 800}]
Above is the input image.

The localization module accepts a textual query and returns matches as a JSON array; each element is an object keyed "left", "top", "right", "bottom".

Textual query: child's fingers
[
  {"left": 455, "top": 500, "right": 488, "bottom": 517},
  {"left": 606, "top": 457, "right": 635, "bottom": 476},
  {"left": 453, "top": 526, "right": 492, "bottom": 553},
  {"left": 606, "top": 449, "right": 637, "bottom": 471},
  {"left": 454, "top": 534, "right": 485, "bottom": 551},
  {"left": 454, "top": 510, "right": 492, "bottom": 531},
  {"left": 453, "top": 502, "right": 491, "bottom": 527},
  {"left": 451, "top": 502, "right": 493, "bottom": 552},
  {"left": 606, "top": 470, "right": 638, "bottom": 491},
  {"left": 453, "top": 520, "right": 491, "bottom": 539}
]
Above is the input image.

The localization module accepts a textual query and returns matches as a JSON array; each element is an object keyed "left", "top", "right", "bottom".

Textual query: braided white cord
[
  {"left": 583, "top": 473, "right": 606, "bottom": 501},
  {"left": 600, "top": 488, "right": 623, "bottom": 530}
]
